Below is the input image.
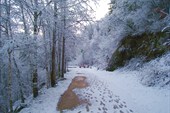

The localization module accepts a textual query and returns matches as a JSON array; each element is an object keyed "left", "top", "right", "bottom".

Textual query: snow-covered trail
[
  {"left": 19, "top": 67, "right": 170, "bottom": 113},
  {"left": 71, "top": 73, "right": 134, "bottom": 113}
]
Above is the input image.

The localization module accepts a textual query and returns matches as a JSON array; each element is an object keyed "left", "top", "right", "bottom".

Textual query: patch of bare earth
[{"left": 57, "top": 76, "right": 88, "bottom": 111}]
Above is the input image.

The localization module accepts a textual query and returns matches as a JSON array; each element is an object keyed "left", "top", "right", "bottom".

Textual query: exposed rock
[{"left": 107, "top": 32, "right": 169, "bottom": 71}]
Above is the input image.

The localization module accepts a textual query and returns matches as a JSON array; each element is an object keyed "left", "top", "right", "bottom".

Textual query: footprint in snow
[{"left": 72, "top": 77, "right": 133, "bottom": 113}]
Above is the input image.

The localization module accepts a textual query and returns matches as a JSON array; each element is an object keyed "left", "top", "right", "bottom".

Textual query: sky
[
  {"left": 75, "top": 0, "right": 110, "bottom": 35},
  {"left": 94, "top": 0, "right": 110, "bottom": 20}
]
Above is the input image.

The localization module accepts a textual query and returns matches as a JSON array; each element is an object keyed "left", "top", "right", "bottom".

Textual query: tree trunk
[
  {"left": 13, "top": 54, "right": 25, "bottom": 103},
  {"left": 58, "top": 32, "right": 61, "bottom": 78},
  {"left": 8, "top": 49, "right": 13, "bottom": 113},
  {"left": 5, "top": 0, "right": 9, "bottom": 40},
  {"left": 5, "top": 0, "right": 13, "bottom": 111},
  {"left": 61, "top": 0, "right": 66, "bottom": 78},
  {"left": 51, "top": 1, "right": 57, "bottom": 87},
  {"left": 65, "top": 59, "right": 67, "bottom": 73},
  {"left": 0, "top": 0, "right": 2, "bottom": 83},
  {"left": 42, "top": 26, "right": 50, "bottom": 88},
  {"left": 0, "top": 0, "right": 2, "bottom": 47},
  {"left": 32, "top": 0, "right": 38, "bottom": 98},
  {"left": 48, "top": 28, "right": 52, "bottom": 83},
  {"left": 61, "top": 35, "right": 65, "bottom": 78},
  {"left": 20, "top": 2, "right": 28, "bottom": 35}
]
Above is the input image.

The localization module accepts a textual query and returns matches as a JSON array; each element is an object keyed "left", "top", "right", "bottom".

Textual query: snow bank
[
  {"left": 19, "top": 71, "right": 76, "bottom": 113},
  {"left": 124, "top": 52, "right": 170, "bottom": 88},
  {"left": 139, "top": 52, "right": 170, "bottom": 88}
]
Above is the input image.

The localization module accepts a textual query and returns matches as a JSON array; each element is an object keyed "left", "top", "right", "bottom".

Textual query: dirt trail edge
[{"left": 57, "top": 76, "right": 88, "bottom": 111}]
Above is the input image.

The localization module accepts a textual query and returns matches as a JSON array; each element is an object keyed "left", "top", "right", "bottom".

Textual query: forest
[{"left": 0, "top": 0, "right": 170, "bottom": 113}]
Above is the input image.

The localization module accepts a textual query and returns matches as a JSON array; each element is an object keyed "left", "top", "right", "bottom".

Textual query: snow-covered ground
[{"left": 19, "top": 67, "right": 170, "bottom": 113}]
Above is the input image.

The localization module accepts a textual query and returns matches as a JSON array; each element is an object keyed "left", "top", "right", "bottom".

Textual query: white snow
[{"left": 19, "top": 67, "right": 170, "bottom": 113}]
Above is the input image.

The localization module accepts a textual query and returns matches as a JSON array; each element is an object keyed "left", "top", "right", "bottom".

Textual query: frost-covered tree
[
  {"left": 0, "top": 0, "right": 98, "bottom": 112},
  {"left": 76, "top": 0, "right": 170, "bottom": 69}
]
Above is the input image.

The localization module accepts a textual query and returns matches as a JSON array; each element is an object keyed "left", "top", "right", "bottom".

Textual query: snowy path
[
  {"left": 19, "top": 67, "right": 170, "bottom": 113},
  {"left": 72, "top": 74, "right": 134, "bottom": 113}
]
